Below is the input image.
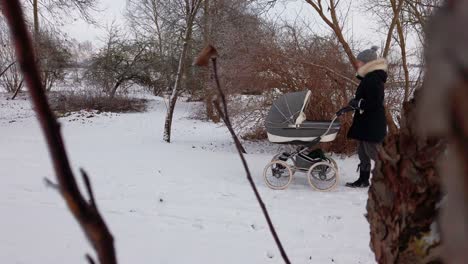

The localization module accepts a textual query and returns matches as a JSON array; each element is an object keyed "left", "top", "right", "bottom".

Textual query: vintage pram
[{"left": 263, "top": 90, "right": 352, "bottom": 191}]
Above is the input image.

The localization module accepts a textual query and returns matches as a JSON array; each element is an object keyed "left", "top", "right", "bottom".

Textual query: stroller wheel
[
  {"left": 263, "top": 160, "right": 293, "bottom": 190},
  {"left": 325, "top": 155, "right": 339, "bottom": 172},
  {"left": 307, "top": 162, "right": 338, "bottom": 191}
]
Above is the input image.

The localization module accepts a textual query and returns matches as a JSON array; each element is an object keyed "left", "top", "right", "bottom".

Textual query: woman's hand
[{"left": 348, "top": 98, "right": 364, "bottom": 110}]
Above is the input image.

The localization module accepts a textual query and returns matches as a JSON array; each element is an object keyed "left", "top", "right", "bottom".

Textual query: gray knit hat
[{"left": 357, "top": 46, "right": 379, "bottom": 63}]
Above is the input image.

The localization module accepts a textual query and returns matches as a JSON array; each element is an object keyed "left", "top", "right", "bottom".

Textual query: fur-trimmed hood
[{"left": 357, "top": 58, "right": 388, "bottom": 78}]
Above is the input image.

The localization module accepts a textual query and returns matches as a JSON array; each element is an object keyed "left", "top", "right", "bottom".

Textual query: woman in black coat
[{"left": 345, "top": 46, "right": 388, "bottom": 188}]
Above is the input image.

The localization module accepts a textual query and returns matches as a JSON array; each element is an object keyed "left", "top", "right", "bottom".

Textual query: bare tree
[
  {"left": 163, "top": 0, "right": 204, "bottom": 143},
  {"left": 126, "top": 0, "right": 182, "bottom": 95},
  {"left": 366, "top": 0, "right": 416, "bottom": 103},
  {"left": 35, "top": 30, "right": 72, "bottom": 91},
  {"left": 85, "top": 26, "right": 151, "bottom": 98},
  {"left": 0, "top": 22, "right": 24, "bottom": 93},
  {"left": 30, "top": 0, "right": 99, "bottom": 35},
  {"left": 403, "top": 0, "right": 442, "bottom": 42},
  {"left": 304, "top": 0, "right": 399, "bottom": 134}
]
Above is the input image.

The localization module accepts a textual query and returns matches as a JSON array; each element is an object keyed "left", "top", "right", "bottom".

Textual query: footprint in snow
[
  {"left": 266, "top": 251, "right": 274, "bottom": 259},
  {"left": 325, "top": 215, "right": 342, "bottom": 222},
  {"left": 192, "top": 221, "right": 204, "bottom": 230}
]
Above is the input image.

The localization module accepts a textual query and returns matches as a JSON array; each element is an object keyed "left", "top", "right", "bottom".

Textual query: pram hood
[
  {"left": 265, "top": 90, "right": 341, "bottom": 144},
  {"left": 265, "top": 90, "right": 312, "bottom": 128}
]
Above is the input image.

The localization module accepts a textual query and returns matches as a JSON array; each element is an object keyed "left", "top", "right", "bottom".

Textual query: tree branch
[
  {"left": 383, "top": 0, "right": 405, "bottom": 57},
  {"left": 195, "top": 45, "right": 291, "bottom": 264},
  {"left": 305, "top": 0, "right": 357, "bottom": 69},
  {"left": 0, "top": 1, "right": 117, "bottom": 264},
  {"left": 304, "top": 61, "right": 358, "bottom": 86}
]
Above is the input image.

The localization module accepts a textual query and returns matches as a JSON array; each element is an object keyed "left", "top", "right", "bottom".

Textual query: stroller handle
[
  {"left": 320, "top": 106, "right": 354, "bottom": 141},
  {"left": 336, "top": 106, "right": 355, "bottom": 117}
]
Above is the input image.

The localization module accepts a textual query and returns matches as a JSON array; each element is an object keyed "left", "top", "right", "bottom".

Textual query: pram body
[{"left": 264, "top": 90, "right": 345, "bottom": 191}]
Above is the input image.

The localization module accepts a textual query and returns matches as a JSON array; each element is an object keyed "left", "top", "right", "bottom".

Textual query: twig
[
  {"left": 81, "top": 169, "right": 96, "bottom": 208},
  {"left": 0, "top": 1, "right": 118, "bottom": 264},
  {"left": 86, "top": 254, "right": 97, "bottom": 264},
  {"left": 44, "top": 177, "right": 60, "bottom": 191},
  {"left": 304, "top": 61, "right": 358, "bottom": 86},
  {"left": 0, "top": 61, "right": 15, "bottom": 79},
  {"left": 196, "top": 45, "right": 290, "bottom": 264}
]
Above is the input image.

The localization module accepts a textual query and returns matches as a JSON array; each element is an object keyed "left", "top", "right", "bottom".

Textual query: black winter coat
[{"left": 347, "top": 69, "right": 388, "bottom": 143}]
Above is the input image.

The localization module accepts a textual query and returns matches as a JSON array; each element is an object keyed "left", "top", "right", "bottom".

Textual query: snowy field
[{"left": 0, "top": 93, "right": 375, "bottom": 264}]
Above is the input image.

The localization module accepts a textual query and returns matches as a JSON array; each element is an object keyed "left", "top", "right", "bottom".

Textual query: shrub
[{"left": 48, "top": 91, "right": 148, "bottom": 114}]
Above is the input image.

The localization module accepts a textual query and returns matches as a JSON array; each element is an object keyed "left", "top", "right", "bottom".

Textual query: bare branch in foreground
[
  {"left": 0, "top": 1, "right": 117, "bottom": 264},
  {"left": 195, "top": 45, "right": 291, "bottom": 264}
]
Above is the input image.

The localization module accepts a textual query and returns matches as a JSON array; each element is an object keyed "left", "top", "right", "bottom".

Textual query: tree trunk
[
  {"left": 417, "top": 2, "right": 468, "bottom": 262},
  {"left": 163, "top": 90, "right": 179, "bottom": 143},
  {"left": 183, "top": 39, "right": 195, "bottom": 98},
  {"left": 33, "top": 0, "right": 39, "bottom": 35},
  {"left": 367, "top": 94, "right": 444, "bottom": 263},
  {"left": 110, "top": 79, "right": 124, "bottom": 99},
  {"left": 163, "top": 20, "right": 194, "bottom": 143},
  {"left": 395, "top": 18, "right": 410, "bottom": 102}
]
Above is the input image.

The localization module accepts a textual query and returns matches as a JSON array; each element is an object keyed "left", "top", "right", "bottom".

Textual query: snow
[{"left": 0, "top": 93, "right": 376, "bottom": 264}]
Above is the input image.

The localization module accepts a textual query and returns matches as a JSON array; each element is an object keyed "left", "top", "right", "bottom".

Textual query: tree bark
[{"left": 367, "top": 94, "right": 444, "bottom": 263}]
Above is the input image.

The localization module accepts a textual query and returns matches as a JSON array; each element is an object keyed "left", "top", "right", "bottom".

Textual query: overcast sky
[
  {"left": 61, "top": 0, "right": 127, "bottom": 44},
  {"left": 61, "top": 0, "right": 384, "bottom": 51}
]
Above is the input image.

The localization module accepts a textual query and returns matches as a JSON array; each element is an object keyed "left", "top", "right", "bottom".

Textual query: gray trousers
[{"left": 358, "top": 141, "right": 379, "bottom": 172}]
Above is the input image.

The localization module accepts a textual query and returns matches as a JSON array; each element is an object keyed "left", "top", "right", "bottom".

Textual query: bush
[
  {"left": 241, "top": 127, "right": 267, "bottom": 141},
  {"left": 48, "top": 92, "right": 148, "bottom": 114}
]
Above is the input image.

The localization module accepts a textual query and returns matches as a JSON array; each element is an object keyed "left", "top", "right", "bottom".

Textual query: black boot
[{"left": 345, "top": 170, "right": 370, "bottom": 188}]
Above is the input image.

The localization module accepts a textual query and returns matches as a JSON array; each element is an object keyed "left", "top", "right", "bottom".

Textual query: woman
[{"left": 345, "top": 46, "right": 388, "bottom": 188}]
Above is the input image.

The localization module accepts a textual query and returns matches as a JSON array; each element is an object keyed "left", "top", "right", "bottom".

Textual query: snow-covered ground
[{"left": 0, "top": 93, "right": 375, "bottom": 264}]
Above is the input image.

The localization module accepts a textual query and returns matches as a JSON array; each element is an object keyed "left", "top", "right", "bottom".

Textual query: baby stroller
[{"left": 263, "top": 90, "right": 352, "bottom": 191}]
